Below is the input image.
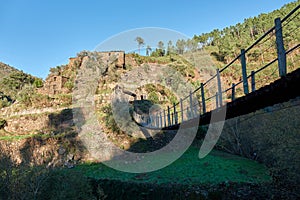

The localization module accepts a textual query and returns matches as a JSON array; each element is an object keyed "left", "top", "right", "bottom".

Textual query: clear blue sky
[{"left": 0, "top": 0, "right": 295, "bottom": 79}]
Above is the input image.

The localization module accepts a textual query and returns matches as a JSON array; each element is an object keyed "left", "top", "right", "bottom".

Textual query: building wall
[{"left": 38, "top": 75, "right": 69, "bottom": 96}]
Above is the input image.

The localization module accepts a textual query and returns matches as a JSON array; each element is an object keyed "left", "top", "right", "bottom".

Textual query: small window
[{"left": 53, "top": 77, "right": 57, "bottom": 81}]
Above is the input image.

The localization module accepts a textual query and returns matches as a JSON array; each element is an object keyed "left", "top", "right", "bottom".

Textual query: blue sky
[{"left": 0, "top": 0, "right": 295, "bottom": 79}]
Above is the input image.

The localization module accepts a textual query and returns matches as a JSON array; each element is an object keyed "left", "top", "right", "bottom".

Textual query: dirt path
[{"left": 0, "top": 106, "right": 70, "bottom": 118}]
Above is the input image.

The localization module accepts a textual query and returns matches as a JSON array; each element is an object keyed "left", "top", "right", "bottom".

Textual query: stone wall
[
  {"left": 215, "top": 96, "right": 300, "bottom": 187},
  {"left": 0, "top": 136, "right": 87, "bottom": 167},
  {"left": 39, "top": 75, "right": 69, "bottom": 96},
  {"left": 2, "top": 107, "right": 73, "bottom": 134},
  {"left": 4, "top": 114, "right": 49, "bottom": 134}
]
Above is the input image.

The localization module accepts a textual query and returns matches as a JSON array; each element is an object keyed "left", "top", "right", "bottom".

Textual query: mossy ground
[{"left": 74, "top": 146, "right": 271, "bottom": 186}]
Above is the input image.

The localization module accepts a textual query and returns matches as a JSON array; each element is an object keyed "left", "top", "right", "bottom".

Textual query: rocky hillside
[
  {"left": 0, "top": 50, "right": 203, "bottom": 161},
  {"left": 0, "top": 62, "right": 19, "bottom": 81},
  {"left": 0, "top": 62, "right": 44, "bottom": 110},
  {"left": 0, "top": 48, "right": 299, "bottom": 199}
]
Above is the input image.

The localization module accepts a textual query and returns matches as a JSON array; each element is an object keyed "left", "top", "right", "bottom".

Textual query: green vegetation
[
  {"left": 0, "top": 134, "right": 36, "bottom": 141},
  {"left": 33, "top": 78, "right": 43, "bottom": 88},
  {"left": 194, "top": 1, "right": 300, "bottom": 64},
  {"left": 135, "top": 36, "right": 145, "bottom": 54},
  {"left": 0, "top": 92, "right": 13, "bottom": 108},
  {"left": 0, "top": 68, "right": 46, "bottom": 109},
  {"left": 0, "top": 163, "right": 99, "bottom": 200},
  {"left": 100, "top": 104, "right": 123, "bottom": 134},
  {"left": 147, "top": 91, "right": 159, "bottom": 104},
  {"left": 142, "top": 83, "right": 178, "bottom": 105},
  {"left": 128, "top": 53, "right": 196, "bottom": 81},
  {"left": 129, "top": 2, "right": 300, "bottom": 95},
  {"left": 75, "top": 147, "right": 271, "bottom": 185},
  {"left": 0, "top": 2, "right": 299, "bottom": 199},
  {"left": 0, "top": 119, "right": 6, "bottom": 129},
  {"left": 183, "top": 1, "right": 300, "bottom": 96},
  {"left": 1, "top": 71, "right": 35, "bottom": 95},
  {"left": 0, "top": 62, "right": 20, "bottom": 81}
]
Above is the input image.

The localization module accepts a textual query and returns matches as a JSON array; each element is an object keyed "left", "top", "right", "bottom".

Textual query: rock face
[
  {"left": 99, "top": 51, "right": 125, "bottom": 68},
  {"left": 38, "top": 51, "right": 125, "bottom": 97},
  {"left": 0, "top": 136, "right": 86, "bottom": 167},
  {"left": 4, "top": 114, "right": 48, "bottom": 134}
]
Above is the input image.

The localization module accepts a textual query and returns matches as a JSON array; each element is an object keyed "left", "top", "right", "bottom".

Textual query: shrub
[
  {"left": 0, "top": 98, "right": 11, "bottom": 108},
  {"left": 40, "top": 169, "right": 96, "bottom": 200},
  {"left": 0, "top": 119, "right": 6, "bottom": 129},
  {"left": 148, "top": 91, "right": 159, "bottom": 104},
  {"left": 33, "top": 78, "right": 43, "bottom": 88},
  {"left": 64, "top": 80, "right": 74, "bottom": 91},
  {"left": 101, "top": 105, "right": 121, "bottom": 134},
  {"left": 0, "top": 162, "right": 101, "bottom": 200}
]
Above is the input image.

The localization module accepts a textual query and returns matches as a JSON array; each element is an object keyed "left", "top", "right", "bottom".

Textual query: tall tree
[
  {"left": 135, "top": 36, "right": 145, "bottom": 54},
  {"left": 176, "top": 39, "right": 185, "bottom": 54},
  {"left": 167, "top": 40, "right": 175, "bottom": 55},
  {"left": 146, "top": 45, "right": 152, "bottom": 56},
  {"left": 156, "top": 41, "right": 165, "bottom": 56},
  {"left": 186, "top": 39, "right": 198, "bottom": 52},
  {"left": 158, "top": 41, "right": 165, "bottom": 50}
]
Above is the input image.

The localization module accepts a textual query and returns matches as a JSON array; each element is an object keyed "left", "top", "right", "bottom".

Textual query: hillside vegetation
[
  {"left": 0, "top": 62, "right": 44, "bottom": 109},
  {"left": 0, "top": 62, "right": 19, "bottom": 81},
  {"left": 0, "top": 2, "right": 300, "bottom": 199},
  {"left": 193, "top": 0, "right": 300, "bottom": 65}
]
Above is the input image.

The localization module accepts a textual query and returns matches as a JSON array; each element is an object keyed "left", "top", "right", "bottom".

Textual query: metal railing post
[
  {"left": 175, "top": 112, "right": 178, "bottom": 124},
  {"left": 216, "top": 69, "right": 223, "bottom": 106},
  {"left": 189, "top": 91, "right": 193, "bottom": 118},
  {"left": 275, "top": 17, "right": 287, "bottom": 77},
  {"left": 251, "top": 71, "right": 256, "bottom": 92},
  {"left": 164, "top": 109, "right": 166, "bottom": 127},
  {"left": 159, "top": 112, "right": 162, "bottom": 128},
  {"left": 231, "top": 83, "right": 236, "bottom": 101},
  {"left": 200, "top": 83, "right": 206, "bottom": 114},
  {"left": 167, "top": 106, "right": 171, "bottom": 126},
  {"left": 215, "top": 92, "right": 219, "bottom": 108},
  {"left": 241, "top": 49, "right": 249, "bottom": 95},
  {"left": 173, "top": 103, "right": 176, "bottom": 124},
  {"left": 180, "top": 98, "right": 184, "bottom": 123}
]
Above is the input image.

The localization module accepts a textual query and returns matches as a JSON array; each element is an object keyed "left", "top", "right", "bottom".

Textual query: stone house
[{"left": 39, "top": 75, "right": 69, "bottom": 95}]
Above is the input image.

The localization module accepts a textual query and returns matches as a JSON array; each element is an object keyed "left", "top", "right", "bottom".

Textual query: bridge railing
[{"left": 136, "top": 4, "right": 300, "bottom": 129}]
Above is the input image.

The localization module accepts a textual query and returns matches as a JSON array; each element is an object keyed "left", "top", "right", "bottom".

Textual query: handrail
[{"left": 135, "top": 4, "right": 300, "bottom": 129}]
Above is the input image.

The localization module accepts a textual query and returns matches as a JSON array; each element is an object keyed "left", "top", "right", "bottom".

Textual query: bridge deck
[{"left": 142, "top": 67, "right": 300, "bottom": 130}]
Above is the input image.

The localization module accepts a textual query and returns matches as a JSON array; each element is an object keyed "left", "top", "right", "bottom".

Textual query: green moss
[
  {"left": 0, "top": 134, "right": 36, "bottom": 141},
  {"left": 74, "top": 147, "right": 271, "bottom": 186}
]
